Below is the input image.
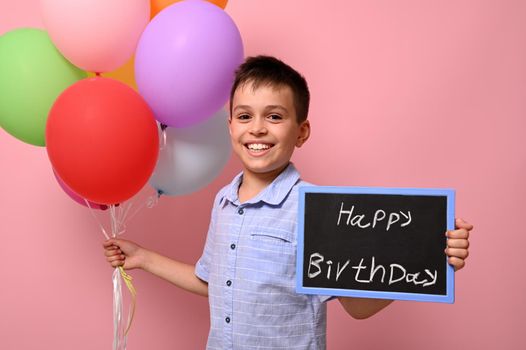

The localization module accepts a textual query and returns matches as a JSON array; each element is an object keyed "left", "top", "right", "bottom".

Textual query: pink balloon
[
  {"left": 53, "top": 169, "right": 108, "bottom": 210},
  {"left": 40, "top": 0, "right": 150, "bottom": 73}
]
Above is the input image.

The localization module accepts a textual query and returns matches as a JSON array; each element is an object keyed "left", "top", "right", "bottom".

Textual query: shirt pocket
[
  {"left": 250, "top": 227, "right": 295, "bottom": 246},
  {"left": 244, "top": 228, "right": 297, "bottom": 281}
]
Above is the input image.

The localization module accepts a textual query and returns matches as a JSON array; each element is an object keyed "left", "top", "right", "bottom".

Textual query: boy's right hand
[{"left": 103, "top": 239, "right": 145, "bottom": 270}]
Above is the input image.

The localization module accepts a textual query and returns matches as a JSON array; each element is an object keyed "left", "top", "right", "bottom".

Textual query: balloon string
[
  {"left": 83, "top": 198, "right": 146, "bottom": 347},
  {"left": 124, "top": 194, "right": 159, "bottom": 225},
  {"left": 83, "top": 194, "right": 156, "bottom": 345},
  {"left": 110, "top": 204, "right": 126, "bottom": 236},
  {"left": 84, "top": 198, "right": 110, "bottom": 240},
  {"left": 109, "top": 205, "right": 136, "bottom": 347},
  {"left": 119, "top": 201, "right": 136, "bottom": 230},
  {"left": 113, "top": 267, "right": 125, "bottom": 350},
  {"left": 107, "top": 203, "right": 127, "bottom": 236}
]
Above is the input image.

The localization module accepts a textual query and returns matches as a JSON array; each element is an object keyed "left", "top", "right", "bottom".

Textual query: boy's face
[{"left": 229, "top": 82, "right": 310, "bottom": 178}]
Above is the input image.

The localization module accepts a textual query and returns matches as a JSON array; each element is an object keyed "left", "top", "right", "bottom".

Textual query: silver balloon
[{"left": 149, "top": 109, "right": 231, "bottom": 196}]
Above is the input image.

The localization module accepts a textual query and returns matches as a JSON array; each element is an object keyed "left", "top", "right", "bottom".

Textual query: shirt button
[
  {"left": 225, "top": 317, "right": 231, "bottom": 323},
  {"left": 230, "top": 243, "right": 236, "bottom": 250},
  {"left": 238, "top": 208, "right": 244, "bottom": 215},
  {"left": 226, "top": 280, "right": 232, "bottom": 286}
]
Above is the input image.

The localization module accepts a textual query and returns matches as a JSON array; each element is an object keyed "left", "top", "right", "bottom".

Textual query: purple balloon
[{"left": 135, "top": 0, "right": 244, "bottom": 128}]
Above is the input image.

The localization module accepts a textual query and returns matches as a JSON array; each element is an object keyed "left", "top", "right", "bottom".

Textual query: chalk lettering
[
  {"left": 351, "top": 258, "right": 371, "bottom": 283},
  {"left": 400, "top": 211, "right": 412, "bottom": 226},
  {"left": 350, "top": 213, "right": 371, "bottom": 228},
  {"left": 406, "top": 272, "right": 422, "bottom": 285},
  {"left": 337, "top": 202, "right": 353, "bottom": 226},
  {"left": 370, "top": 257, "right": 386, "bottom": 283},
  {"left": 389, "top": 264, "right": 407, "bottom": 285},
  {"left": 337, "top": 203, "right": 370, "bottom": 228},
  {"left": 307, "top": 255, "right": 438, "bottom": 287},
  {"left": 308, "top": 253, "right": 324, "bottom": 278},
  {"left": 326, "top": 260, "right": 333, "bottom": 279},
  {"left": 372, "top": 210, "right": 386, "bottom": 228},
  {"left": 386, "top": 213, "right": 400, "bottom": 231},
  {"left": 423, "top": 269, "right": 437, "bottom": 287},
  {"left": 336, "top": 260, "right": 350, "bottom": 282},
  {"left": 336, "top": 202, "right": 412, "bottom": 231}
]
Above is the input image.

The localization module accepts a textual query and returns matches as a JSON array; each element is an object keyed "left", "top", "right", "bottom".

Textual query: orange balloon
[
  {"left": 104, "top": 56, "right": 137, "bottom": 90},
  {"left": 88, "top": 56, "right": 137, "bottom": 90},
  {"left": 151, "top": 0, "right": 228, "bottom": 19}
]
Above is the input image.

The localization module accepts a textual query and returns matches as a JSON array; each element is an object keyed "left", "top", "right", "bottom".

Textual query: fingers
[
  {"left": 103, "top": 239, "right": 125, "bottom": 267},
  {"left": 455, "top": 218, "right": 474, "bottom": 231},
  {"left": 445, "top": 235, "right": 469, "bottom": 272},
  {"left": 106, "top": 252, "right": 125, "bottom": 267},
  {"left": 109, "top": 259, "right": 125, "bottom": 268},
  {"left": 103, "top": 239, "right": 118, "bottom": 249},
  {"left": 446, "top": 228, "right": 469, "bottom": 240},
  {"left": 445, "top": 247, "right": 469, "bottom": 260},
  {"left": 444, "top": 219, "right": 473, "bottom": 272},
  {"left": 107, "top": 254, "right": 125, "bottom": 262},
  {"left": 104, "top": 247, "right": 122, "bottom": 257},
  {"left": 447, "top": 256, "right": 466, "bottom": 271},
  {"left": 447, "top": 238, "right": 469, "bottom": 249},
  {"left": 103, "top": 238, "right": 126, "bottom": 251}
]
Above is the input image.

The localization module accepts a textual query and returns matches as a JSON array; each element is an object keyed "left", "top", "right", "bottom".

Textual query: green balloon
[{"left": 0, "top": 28, "right": 86, "bottom": 146}]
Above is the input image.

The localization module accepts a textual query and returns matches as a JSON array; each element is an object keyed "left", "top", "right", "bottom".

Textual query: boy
[{"left": 104, "top": 56, "right": 473, "bottom": 349}]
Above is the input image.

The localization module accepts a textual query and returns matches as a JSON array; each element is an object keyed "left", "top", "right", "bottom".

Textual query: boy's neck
[{"left": 238, "top": 163, "right": 289, "bottom": 203}]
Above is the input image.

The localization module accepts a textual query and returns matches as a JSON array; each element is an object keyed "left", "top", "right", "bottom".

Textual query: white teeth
[{"left": 247, "top": 143, "right": 271, "bottom": 151}]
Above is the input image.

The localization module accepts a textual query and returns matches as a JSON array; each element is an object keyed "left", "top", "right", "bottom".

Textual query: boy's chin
[{"left": 242, "top": 162, "right": 289, "bottom": 176}]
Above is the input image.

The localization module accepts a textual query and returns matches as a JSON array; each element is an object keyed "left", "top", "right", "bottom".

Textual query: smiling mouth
[{"left": 245, "top": 143, "right": 274, "bottom": 152}]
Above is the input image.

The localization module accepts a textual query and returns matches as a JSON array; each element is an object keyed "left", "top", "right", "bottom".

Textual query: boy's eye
[
  {"left": 268, "top": 114, "right": 282, "bottom": 121},
  {"left": 237, "top": 114, "right": 251, "bottom": 120}
]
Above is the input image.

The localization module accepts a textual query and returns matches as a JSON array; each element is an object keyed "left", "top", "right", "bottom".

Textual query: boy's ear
[{"left": 296, "top": 120, "right": 310, "bottom": 147}]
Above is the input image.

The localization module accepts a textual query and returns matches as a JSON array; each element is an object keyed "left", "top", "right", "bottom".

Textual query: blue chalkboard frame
[{"left": 296, "top": 186, "right": 456, "bottom": 304}]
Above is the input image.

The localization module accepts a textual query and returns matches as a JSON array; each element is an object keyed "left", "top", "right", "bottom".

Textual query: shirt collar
[{"left": 222, "top": 163, "right": 300, "bottom": 207}]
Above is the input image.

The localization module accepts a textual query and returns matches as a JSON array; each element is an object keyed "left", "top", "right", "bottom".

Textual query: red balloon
[{"left": 46, "top": 77, "right": 159, "bottom": 204}]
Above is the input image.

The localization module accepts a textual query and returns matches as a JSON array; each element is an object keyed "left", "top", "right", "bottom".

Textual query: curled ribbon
[
  {"left": 112, "top": 265, "right": 136, "bottom": 350},
  {"left": 119, "top": 266, "right": 136, "bottom": 335}
]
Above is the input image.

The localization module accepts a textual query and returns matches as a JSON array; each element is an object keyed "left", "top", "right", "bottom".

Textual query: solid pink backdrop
[{"left": 1, "top": 1, "right": 524, "bottom": 349}]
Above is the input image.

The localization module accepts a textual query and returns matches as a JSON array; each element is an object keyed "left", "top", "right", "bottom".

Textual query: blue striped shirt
[{"left": 195, "top": 163, "right": 330, "bottom": 349}]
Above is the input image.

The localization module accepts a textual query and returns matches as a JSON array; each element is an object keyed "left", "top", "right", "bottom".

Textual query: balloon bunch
[{"left": 0, "top": 0, "right": 242, "bottom": 349}]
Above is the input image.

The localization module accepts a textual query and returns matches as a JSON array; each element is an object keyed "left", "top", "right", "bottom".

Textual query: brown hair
[{"left": 229, "top": 55, "right": 310, "bottom": 123}]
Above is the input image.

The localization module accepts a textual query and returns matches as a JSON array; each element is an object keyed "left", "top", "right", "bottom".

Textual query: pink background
[{"left": 1, "top": 0, "right": 525, "bottom": 349}]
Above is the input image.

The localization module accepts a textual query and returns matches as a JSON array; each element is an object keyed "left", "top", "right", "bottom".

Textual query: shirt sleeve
[{"left": 195, "top": 191, "right": 223, "bottom": 282}]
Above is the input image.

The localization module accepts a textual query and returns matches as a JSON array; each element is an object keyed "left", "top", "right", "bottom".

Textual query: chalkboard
[{"left": 296, "top": 186, "right": 455, "bottom": 303}]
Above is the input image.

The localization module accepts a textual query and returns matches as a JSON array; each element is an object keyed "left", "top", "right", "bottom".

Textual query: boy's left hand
[{"left": 445, "top": 218, "right": 473, "bottom": 271}]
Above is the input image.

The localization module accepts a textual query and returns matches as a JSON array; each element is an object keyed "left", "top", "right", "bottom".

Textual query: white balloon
[{"left": 149, "top": 109, "right": 231, "bottom": 196}]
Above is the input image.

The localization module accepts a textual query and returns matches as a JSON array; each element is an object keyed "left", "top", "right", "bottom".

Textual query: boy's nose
[{"left": 249, "top": 118, "right": 267, "bottom": 135}]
